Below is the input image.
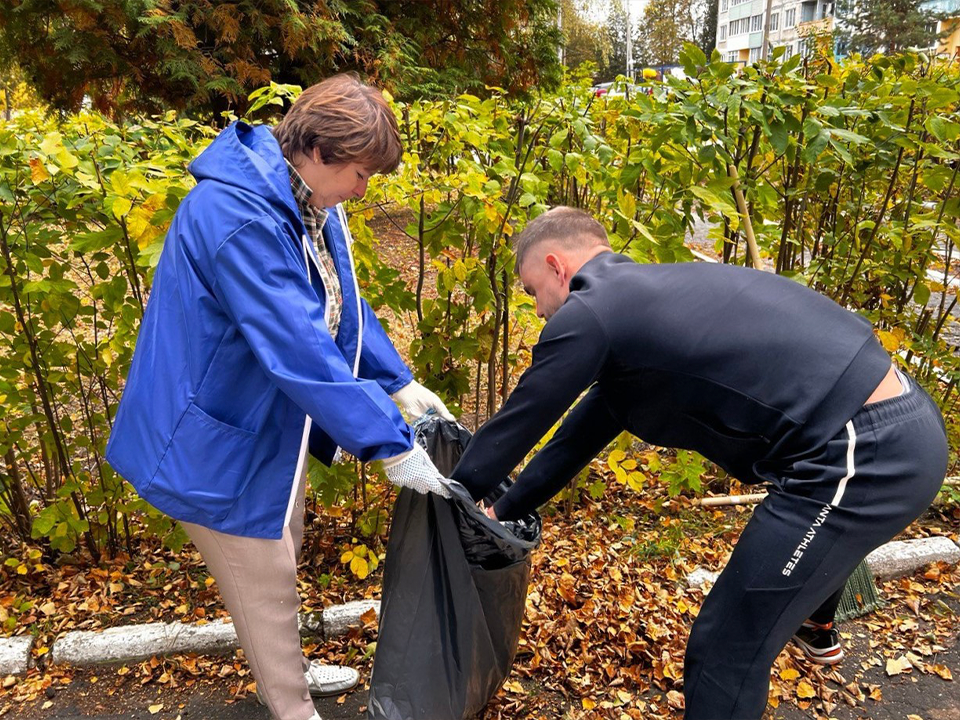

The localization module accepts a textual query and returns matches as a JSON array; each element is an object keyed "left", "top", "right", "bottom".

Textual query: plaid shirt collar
[{"left": 285, "top": 160, "right": 328, "bottom": 240}]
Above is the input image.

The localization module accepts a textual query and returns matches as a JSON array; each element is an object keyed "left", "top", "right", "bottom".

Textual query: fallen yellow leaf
[
  {"left": 886, "top": 656, "right": 912, "bottom": 676},
  {"left": 933, "top": 664, "right": 953, "bottom": 681},
  {"left": 796, "top": 680, "right": 816, "bottom": 699},
  {"left": 149, "top": 704, "right": 164, "bottom": 714},
  {"left": 779, "top": 668, "right": 800, "bottom": 681}
]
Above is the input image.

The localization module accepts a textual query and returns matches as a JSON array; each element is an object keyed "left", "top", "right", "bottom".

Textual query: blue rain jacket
[{"left": 105, "top": 122, "right": 414, "bottom": 539}]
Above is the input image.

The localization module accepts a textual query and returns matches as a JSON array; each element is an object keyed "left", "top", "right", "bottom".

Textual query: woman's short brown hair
[{"left": 273, "top": 73, "right": 402, "bottom": 175}]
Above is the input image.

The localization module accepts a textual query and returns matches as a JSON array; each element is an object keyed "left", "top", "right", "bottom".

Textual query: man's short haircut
[
  {"left": 273, "top": 73, "right": 402, "bottom": 175},
  {"left": 513, "top": 206, "right": 610, "bottom": 271}
]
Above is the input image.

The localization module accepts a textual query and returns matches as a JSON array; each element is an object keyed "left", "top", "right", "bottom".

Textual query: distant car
[
  {"left": 592, "top": 81, "right": 614, "bottom": 97},
  {"left": 591, "top": 79, "right": 642, "bottom": 99}
]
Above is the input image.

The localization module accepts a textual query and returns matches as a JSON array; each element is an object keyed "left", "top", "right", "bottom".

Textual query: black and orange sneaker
[{"left": 792, "top": 620, "right": 844, "bottom": 665}]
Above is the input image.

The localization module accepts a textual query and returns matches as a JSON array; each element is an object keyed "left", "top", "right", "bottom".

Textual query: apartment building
[
  {"left": 714, "top": 0, "right": 960, "bottom": 62},
  {"left": 928, "top": 0, "right": 960, "bottom": 57},
  {"left": 715, "top": 0, "right": 834, "bottom": 63}
]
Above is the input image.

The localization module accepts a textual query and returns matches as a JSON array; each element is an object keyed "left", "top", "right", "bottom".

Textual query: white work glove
[
  {"left": 391, "top": 380, "right": 455, "bottom": 422},
  {"left": 382, "top": 444, "right": 452, "bottom": 498}
]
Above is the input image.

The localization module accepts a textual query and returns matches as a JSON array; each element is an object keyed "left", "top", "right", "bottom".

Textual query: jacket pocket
[
  {"left": 147, "top": 402, "right": 259, "bottom": 523},
  {"left": 679, "top": 412, "right": 771, "bottom": 482}
]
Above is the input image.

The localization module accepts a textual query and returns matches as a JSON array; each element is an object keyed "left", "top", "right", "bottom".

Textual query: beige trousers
[{"left": 182, "top": 466, "right": 315, "bottom": 720}]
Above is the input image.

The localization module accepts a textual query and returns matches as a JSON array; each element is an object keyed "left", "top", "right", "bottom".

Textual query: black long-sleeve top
[{"left": 450, "top": 252, "right": 891, "bottom": 521}]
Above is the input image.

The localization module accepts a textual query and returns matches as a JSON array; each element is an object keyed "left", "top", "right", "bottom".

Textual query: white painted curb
[
  {"left": 52, "top": 618, "right": 241, "bottom": 667},
  {"left": 46, "top": 601, "right": 382, "bottom": 670},
  {"left": 686, "top": 536, "right": 960, "bottom": 592},
  {"left": 0, "top": 636, "right": 34, "bottom": 675},
  {"left": 322, "top": 600, "right": 380, "bottom": 639},
  {"left": 864, "top": 536, "right": 960, "bottom": 579}
]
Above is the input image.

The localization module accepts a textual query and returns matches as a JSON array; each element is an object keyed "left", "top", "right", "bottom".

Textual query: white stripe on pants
[{"left": 182, "top": 465, "right": 315, "bottom": 720}]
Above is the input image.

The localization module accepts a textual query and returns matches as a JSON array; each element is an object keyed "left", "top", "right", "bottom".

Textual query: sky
[{"left": 582, "top": 0, "right": 650, "bottom": 23}]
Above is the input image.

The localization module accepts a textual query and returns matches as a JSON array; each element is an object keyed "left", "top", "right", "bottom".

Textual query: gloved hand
[
  {"left": 391, "top": 380, "right": 455, "bottom": 422},
  {"left": 382, "top": 444, "right": 452, "bottom": 498}
]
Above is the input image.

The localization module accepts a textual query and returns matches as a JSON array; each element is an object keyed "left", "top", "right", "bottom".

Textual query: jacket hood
[{"left": 189, "top": 121, "right": 298, "bottom": 217}]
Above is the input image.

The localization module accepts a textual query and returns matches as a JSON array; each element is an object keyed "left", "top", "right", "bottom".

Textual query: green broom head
[{"left": 836, "top": 558, "right": 885, "bottom": 623}]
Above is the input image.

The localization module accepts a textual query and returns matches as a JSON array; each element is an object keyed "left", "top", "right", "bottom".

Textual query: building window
[
  {"left": 751, "top": 14, "right": 763, "bottom": 31},
  {"left": 749, "top": 47, "right": 762, "bottom": 62},
  {"left": 785, "top": 8, "right": 796, "bottom": 27},
  {"left": 719, "top": 25, "right": 727, "bottom": 40},
  {"left": 721, "top": 0, "right": 728, "bottom": 10},
  {"left": 770, "top": 12, "right": 779, "bottom": 31},
  {"left": 798, "top": 38, "right": 809, "bottom": 55},
  {"left": 727, "top": 51, "right": 740, "bottom": 62},
  {"left": 783, "top": 43, "right": 793, "bottom": 58}
]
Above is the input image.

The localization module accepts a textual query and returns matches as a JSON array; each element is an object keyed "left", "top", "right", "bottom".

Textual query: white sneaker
[
  {"left": 303, "top": 662, "right": 359, "bottom": 697},
  {"left": 257, "top": 663, "right": 359, "bottom": 706}
]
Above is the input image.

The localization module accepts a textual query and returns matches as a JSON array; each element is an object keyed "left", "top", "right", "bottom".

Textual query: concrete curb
[
  {"left": 5, "top": 535, "right": 957, "bottom": 676},
  {"left": 864, "top": 536, "right": 960, "bottom": 579},
  {"left": 0, "top": 635, "right": 34, "bottom": 675},
  {"left": 44, "top": 600, "right": 380, "bottom": 671},
  {"left": 686, "top": 535, "right": 960, "bottom": 590}
]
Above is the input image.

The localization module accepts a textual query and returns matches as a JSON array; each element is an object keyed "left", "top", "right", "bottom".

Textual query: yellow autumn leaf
[
  {"left": 779, "top": 667, "right": 800, "bottom": 681},
  {"left": 56, "top": 149, "right": 79, "bottom": 169},
  {"left": 582, "top": 697, "right": 597, "bottom": 710},
  {"left": 148, "top": 704, "right": 163, "bottom": 714},
  {"left": 29, "top": 157, "right": 50, "bottom": 184},
  {"left": 886, "top": 656, "right": 912, "bottom": 676},
  {"left": 877, "top": 330, "right": 899, "bottom": 352},
  {"left": 350, "top": 555, "right": 369, "bottom": 579},
  {"left": 796, "top": 680, "right": 816, "bottom": 699},
  {"left": 40, "top": 132, "right": 63, "bottom": 156},
  {"left": 933, "top": 664, "right": 953, "bottom": 681},
  {"left": 340, "top": 550, "right": 354, "bottom": 564},
  {"left": 112, "top": 197, "right": 133, "bottom": 221}
]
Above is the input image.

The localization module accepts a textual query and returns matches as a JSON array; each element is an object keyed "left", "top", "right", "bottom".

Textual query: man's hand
[
  {"left": 382, "top": 444, "right": 451, "bottom": 498},
  {"left": 391, "top": 381, "right": 455, "bottom": 422},
  {"left": 482, "top": 502, "right": 498, "bottom": 521}
]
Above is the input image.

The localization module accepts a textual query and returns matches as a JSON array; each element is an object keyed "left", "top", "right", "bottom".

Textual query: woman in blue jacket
[{"left": 106, "top": 74, "right": 452, "bottom": 720}]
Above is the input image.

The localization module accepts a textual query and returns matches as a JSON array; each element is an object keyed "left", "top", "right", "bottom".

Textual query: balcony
[
  {"left": 798, "top": 16, "right": 835, "bottom": 34},
  {"left": 800, "top": 0, "right": 834, "bottom": 22},
  {"left": 923, "top": 0, "right": 960, "bottom": 16}
]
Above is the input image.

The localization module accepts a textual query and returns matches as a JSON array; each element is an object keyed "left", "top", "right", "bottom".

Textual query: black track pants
[{"left": 683, "top": 375, "right": 948, "bottom": 720}]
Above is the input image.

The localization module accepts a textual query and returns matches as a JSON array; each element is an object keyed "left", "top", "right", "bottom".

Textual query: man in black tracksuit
[{"left": 450, "top": 206, "right": 947, "bottom": 719}]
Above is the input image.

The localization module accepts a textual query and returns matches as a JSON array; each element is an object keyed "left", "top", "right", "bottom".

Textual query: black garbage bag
[{"left": 368, "top": 415, "right": 541, "bottom": 720}]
